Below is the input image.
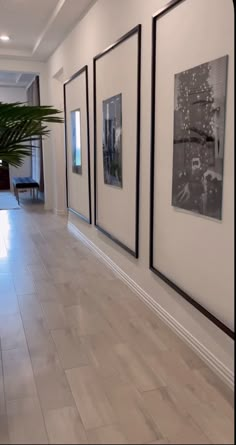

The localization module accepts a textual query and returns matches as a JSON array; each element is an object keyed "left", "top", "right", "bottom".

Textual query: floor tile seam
[
  {"left": 33, "top": 291, "right": 90, "bottom": 441},
  {"left": 16, "top": 291, "right": 51, "bottom": 444}
]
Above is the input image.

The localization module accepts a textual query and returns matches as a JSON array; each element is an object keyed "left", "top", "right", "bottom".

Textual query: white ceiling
[
  {"left": 0, "top": 70, "right": 36, "bottom": 88},
  {"left": 0, "top": 0, "right": 96, "bottom": 61}
]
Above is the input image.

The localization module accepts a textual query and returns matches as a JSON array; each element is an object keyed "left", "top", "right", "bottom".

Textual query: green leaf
[{"left": 0, "top": 102, "right": 63, "bottom": 167}]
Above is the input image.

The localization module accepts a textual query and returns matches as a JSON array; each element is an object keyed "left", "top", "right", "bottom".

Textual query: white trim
[
  {"left": 68, "top": 221, "right": 234, "bottom": 390},
  {"left": 33, "top": 0, "right": 66, "bottom": 55},
  {"left": 26, "top": 75, "right": 37, "bottom": 90},
  {"left": 54, "top": 208, "right": 67, "bottom": 216}
]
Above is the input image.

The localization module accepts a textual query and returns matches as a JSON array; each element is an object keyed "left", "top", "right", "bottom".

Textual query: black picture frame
[
  {"left": 64, "top": 65, "right": 92, "bottom": 224},
  {"left": 93, "top": 24, "right": 142, "bottom": 258},
  {"left": 149, "top": 0, "right": 234, "bottom": 340}
]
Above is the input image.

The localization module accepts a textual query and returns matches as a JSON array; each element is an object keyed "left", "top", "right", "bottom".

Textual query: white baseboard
[
  {"left": 54, "top": 208, "right": 67, "bottom": 216},
  {"left": 68, "top": 221, "right": 234, "bottom": 390}
]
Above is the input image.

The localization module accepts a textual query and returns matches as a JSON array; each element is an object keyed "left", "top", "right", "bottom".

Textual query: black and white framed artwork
[
  {"left": 103, "top": 93, "right": 122, "bottom": 187},
  {"left": 149, "top": 0, "right": 233, "bottom": 339},
  {"left": 93, "top": 25, "right": 141, "bottom": 257},
  {"left": 172, "top": 56, "right": 228, "bottom": 220}
]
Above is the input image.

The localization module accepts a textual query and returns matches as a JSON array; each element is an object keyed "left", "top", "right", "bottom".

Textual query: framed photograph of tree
[
  {"left": 149, "top": 0, "right": 233, "bottom": 339},
  {"left": 93, "top": 25, "right": 141, "bottom": 257},
  {"left": 103, "top": 93, "right": 122, "bottom": 188}
]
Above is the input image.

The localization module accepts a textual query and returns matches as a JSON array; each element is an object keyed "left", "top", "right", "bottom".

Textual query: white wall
[
  {"left": 46, "top": 0, "right": 234, "bottom": 382},
  {"left": 0, "top": 86, "right": 26, "bottom": 103},
  {"left": 0, "top": 59, "right": 53, "bottom": 209},
  {"left": 0, "top": 86, "right": 31, "bottom": 188}
]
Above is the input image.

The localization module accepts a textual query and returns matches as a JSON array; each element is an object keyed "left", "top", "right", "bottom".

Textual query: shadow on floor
[{"left": 16, "top": 190, "right": 44, "bottom": 207}]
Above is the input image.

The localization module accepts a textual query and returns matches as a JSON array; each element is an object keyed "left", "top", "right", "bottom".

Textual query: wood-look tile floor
[{"left": 0, "top": 206, "right": 234, "bottom": 444}]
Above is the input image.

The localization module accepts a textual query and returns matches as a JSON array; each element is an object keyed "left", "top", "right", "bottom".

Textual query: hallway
[{"left": 0, "top": 207, "right": 234, "bottom": 444}]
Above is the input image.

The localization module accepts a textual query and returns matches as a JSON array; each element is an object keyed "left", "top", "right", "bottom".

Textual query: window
[{"left": 71, "top": 109, "right": 82, "bottom": 174}]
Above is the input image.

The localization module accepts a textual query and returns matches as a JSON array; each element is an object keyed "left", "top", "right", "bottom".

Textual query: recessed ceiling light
[{"left": 0, "top": 35, "right": 10, "bottom": 42}]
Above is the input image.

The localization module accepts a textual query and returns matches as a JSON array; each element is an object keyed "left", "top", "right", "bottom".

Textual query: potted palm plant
[{"left": 0, "top": 101, "right": 63, "bottom": 168}]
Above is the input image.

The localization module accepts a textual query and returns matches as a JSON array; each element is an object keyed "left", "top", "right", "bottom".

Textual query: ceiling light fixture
[{"left": 0, "top": 35, "right": 10, "bottom": 42}]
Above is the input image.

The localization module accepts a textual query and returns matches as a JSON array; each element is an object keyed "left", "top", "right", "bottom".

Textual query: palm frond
[
  {"left": 0, "top": 146, "right": 33, "bottom": 167},
  {"left": 0, "top": 102, "right": 63, "bottom": 167}
]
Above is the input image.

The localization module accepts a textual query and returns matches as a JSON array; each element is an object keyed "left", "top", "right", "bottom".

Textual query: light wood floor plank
[
  {"left": 18, "top": 293, "right": 44, "bottom": 322},
  {"left": 0, "top": 206, "right": 233, "bottom": 444},
  {"left": 81, "top": 333, "right": 122, "bottom": 378},
  {"left": 0, "top": 313, "right": 27, "bottom": 350},
  {"left": 41, "top": 301, "right": 68, "bottom": 330},
  {"left": 27, "top": 264, "right": 50, "bottom": 281},
  {"left": 102, "top": 375, "right": 163, "bottom": 444},
  {"left": 168, "top": 382, "right": 234, "bottom": 444},
  {"left": 23, "top": 317, "right": 55, "bottom": 355},
  {"left": 54, "top": 283, "right": 81, "bottom": 307},
  {"left": 51, "top": 328, "right": 89, "bottom": 369},
  {"left": 30, "top": 349, "right": 74, "bottom": 411},
  {"left": 142, "top": 387, "right": 211, "bottom": 444},
  {"left": 114, "top": 343, "right": 165, "bottom": 392},
  {"left": 0, "top": 274, "right": 19, "bottom": 316},
  {"left": 12, "top": 272, "right": 35, "bottom": 295},
  {"left": 44, "top": 405, "right": 87, "bottom": 444},
  {"left": 34, "top": 279, "right": 59, "bottom": 302},
  {"left": 66, "top": 366, "right": 115, "bottom": 430},
  {"left": 196, "top": 366, "right": 234, "bottom": 408},
  {"left": 2, "top": 347, "right": 37, "bottom": 401},
  {"left": 0, "top": 349, "right": 5, "bottom": 415},
  {"left": 7, "top": 397, "right": 48, "bottom": 444},
  {"left": 0, "top": 415, "right": 9, "bottom": 444},
  {"left": 87, "top": 424, "right": 128, "bottom": 444}
]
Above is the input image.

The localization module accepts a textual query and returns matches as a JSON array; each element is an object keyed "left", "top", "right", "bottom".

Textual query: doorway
[
  {"left": 0, "top": 70, "right": 44, "bottom": 204},
  {"left": 0, "top": 161, "right": 10, "bottom": 190}
]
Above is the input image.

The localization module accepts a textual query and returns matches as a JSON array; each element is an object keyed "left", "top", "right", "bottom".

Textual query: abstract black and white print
[
  {"left": 172, "top": 55, "right": 228, "bottom": 220},
  {"left": 103, "top": 93, "right": 122, "bottom": 187}
]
